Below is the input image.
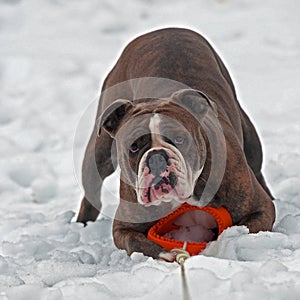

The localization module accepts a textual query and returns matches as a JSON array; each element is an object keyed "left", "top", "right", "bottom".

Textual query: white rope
[{"left": 171, "top": 242, "right": 192, "bottom": 300}]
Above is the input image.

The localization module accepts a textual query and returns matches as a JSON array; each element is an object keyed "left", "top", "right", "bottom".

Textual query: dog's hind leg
[{"left": 240, "top": 108, "right": 274, "bottom": 200}]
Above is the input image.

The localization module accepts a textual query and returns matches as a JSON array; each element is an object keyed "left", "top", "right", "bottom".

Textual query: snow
[{"left": 1, "top": 0, "right": 300, "bottom": 299}]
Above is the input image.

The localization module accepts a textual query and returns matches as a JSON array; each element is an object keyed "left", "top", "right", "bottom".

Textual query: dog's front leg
[
  {"left": 113, "top": 219, "right": 175, "bottom": 261},
  {"left": 112, "top": 177, "right": 176, "bottom": 261}
]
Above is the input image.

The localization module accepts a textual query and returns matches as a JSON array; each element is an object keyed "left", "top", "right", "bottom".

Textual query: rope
[{"left": 171, "top": 242, "right": 192, "bottom": 300}]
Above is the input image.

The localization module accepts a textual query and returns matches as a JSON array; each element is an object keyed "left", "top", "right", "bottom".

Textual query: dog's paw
[{"left": 158, "top": 251, "right": 176, "bottom": 262}]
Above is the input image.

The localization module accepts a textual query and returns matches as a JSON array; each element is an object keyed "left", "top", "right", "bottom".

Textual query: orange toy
[{"left": 147, "top": 202, "right": 232, "bottom": 256}]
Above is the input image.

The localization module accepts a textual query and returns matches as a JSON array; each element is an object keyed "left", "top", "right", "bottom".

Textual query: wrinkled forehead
[{"left": 116, "top": 110, "right": 189, "bottom": 140}]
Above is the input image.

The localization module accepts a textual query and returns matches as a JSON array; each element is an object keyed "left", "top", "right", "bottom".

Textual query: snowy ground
[{"left": 1, "top": 0, "right": 300, "bottom": 299}]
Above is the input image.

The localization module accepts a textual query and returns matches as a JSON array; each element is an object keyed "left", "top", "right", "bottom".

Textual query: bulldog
[{"left": 77, "top": 28, "right": 275, "bottom": 261}]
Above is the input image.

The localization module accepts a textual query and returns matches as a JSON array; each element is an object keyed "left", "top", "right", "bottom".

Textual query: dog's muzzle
[{"left": 136, "top": 147, "right": 194, "bottom": 206}]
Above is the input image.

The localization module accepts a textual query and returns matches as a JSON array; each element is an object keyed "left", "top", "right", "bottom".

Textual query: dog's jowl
[{"left": 77, "top": 28, "right": 275, "bottom": 261}]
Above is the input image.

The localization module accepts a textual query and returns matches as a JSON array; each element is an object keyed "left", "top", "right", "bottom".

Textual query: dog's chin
[
  {"left": 142, "top": 197, "right": 172, "bottom": 207},
  {"left": 139, "top": 190, "right": 190, "bottom": 207}
]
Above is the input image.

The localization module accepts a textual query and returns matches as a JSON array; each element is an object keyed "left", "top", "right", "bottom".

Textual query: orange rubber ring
[{"left": 147, "top": 202, "right": 232, "bottom": 255}]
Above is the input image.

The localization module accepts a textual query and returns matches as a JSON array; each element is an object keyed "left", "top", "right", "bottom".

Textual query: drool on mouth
[{"left": 145, "top": 172, "right": 178, "bottom": 202}]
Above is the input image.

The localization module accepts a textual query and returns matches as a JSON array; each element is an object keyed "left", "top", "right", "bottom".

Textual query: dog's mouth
[{"left": 139, "top": 167, "right": 183, "bottom": 206}]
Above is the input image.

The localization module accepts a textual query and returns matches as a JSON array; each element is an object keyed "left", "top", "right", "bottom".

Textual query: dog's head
[{"left": 97, "top": 89, "right": 217, "bottom": 206}]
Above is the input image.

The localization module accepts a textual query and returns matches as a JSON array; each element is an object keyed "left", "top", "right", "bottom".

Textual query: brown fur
[{"left": 77, "top": 28, "right": 275, "bottom": 259}]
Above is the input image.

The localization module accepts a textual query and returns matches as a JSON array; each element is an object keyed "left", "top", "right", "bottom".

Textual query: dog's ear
[
  {"left": 171, "top": 89, "right": 217, "bottom": 118},
  {"left": 97, "top": 99, "right": 134, "bottom": 137}
]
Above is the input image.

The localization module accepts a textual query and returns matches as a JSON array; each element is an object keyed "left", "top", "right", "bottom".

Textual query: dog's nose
[{"left": 146, "top": 150, "right": 169, "bottom": 176}]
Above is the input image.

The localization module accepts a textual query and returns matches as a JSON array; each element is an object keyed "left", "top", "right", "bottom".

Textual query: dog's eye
[
  {"left": 129, "top": 142, "right": 139, "bottom": 154},
  {"left": 174, "top": 136, "right": 185, "bottom": 145}
]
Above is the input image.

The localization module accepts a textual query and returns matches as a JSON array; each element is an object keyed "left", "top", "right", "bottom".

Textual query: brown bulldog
[{"left": 77, "top": 28, "right": 275, "bottom": 261}]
